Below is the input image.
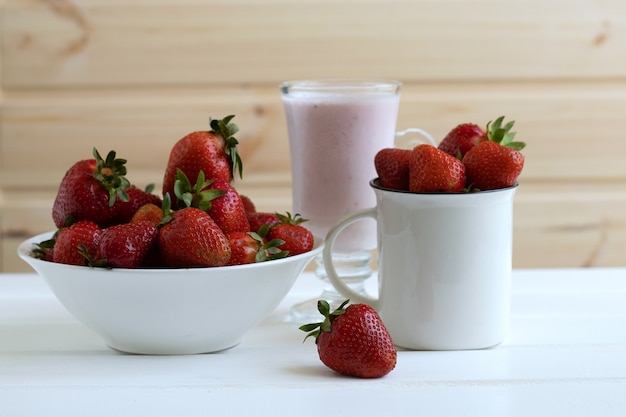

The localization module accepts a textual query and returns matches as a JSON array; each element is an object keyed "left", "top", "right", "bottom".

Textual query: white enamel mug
[{"left": 323, "top": 179, "right": 517, "bottom": 350}]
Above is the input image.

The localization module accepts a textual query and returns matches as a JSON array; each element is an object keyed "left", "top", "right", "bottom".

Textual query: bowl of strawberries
[
  {"left": 18, "top": 116, "right": 322, "bottom": 355},
  {"left": 18, "top": 232, "right": 322, "bottom": 355}
]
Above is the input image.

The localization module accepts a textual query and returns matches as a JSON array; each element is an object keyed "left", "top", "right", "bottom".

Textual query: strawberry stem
[
  {"left": 209, "top": 115, "right": 243, "bottom": 180},
  {"left": 485, "top": 116, "right": 526, "bottom": 151},
  {"left": 299, "top": 299, "right": 349, "bottom": 342},
  {"left": 174, "top": 169, "right": 225, "bottom": 211},
  {"left": 92, "top": 147, "right": 131, "bottom": 207}
]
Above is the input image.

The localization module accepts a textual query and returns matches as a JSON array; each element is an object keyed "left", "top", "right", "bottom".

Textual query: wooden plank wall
[{"left": 2, "top": 0, "right": 626, "bottom": 272}]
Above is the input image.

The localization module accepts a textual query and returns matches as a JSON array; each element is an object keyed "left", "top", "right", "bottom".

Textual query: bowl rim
[{"left": 18, "top": 231, "right": 324, "bottom": 274}]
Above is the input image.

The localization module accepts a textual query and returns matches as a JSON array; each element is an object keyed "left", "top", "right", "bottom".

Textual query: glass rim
[{"left": 280, "top": 79, "right": 401, "bottom": 95}]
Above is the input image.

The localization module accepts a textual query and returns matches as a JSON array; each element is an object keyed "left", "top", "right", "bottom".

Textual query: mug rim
[{"left": 370, "top": 178, "right": 518, "bottom": 195}]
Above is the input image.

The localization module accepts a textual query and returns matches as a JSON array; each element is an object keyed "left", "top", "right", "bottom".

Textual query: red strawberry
[
  {"left": 52, "top": 221, "right": 102, "bottom": 266},
  {"left": 206, "top": 178, "right": 250, "bottom": 234},
  {"left": 98, "top": 221, "right": 158, "bottom": 268},
  {"left": 32, "top": 233, "right": 58, "bottom": 262},
  {"left": 247, "top": 212, "right": 281, "bottom": 233},
  {"left": 240, "top": 195, "right": 256, "bottom": 214},
  {"left": 409, "top": 144, "right": 466, "bottom": 193},
  {"left": 462, "top": 116, "right": 526, "bottom": 191},
  {"left": 52, "top": 148, "right": 130, "bottom": 228},
  {"left": 130, "top": 203, "right": 164, "bottom": 225},
  {"left": 158, "top": 205, "right": 231, "bottom": 268},
  {"left": 300, "top": 300, "right": 397, "bottom": 379},
  {"left": 172, "top": 170, "right": 250, "bottom": 234},
  {"left": 226, "top": 232, "right": 261, "bottom": 266},
  {"left": 111, "top": 184, "right": 162, "bottom": 224},
  {"left": 163, "top": 115, "right": 242, "bottom": 209},
  {"left": 266, "top": 212, "right": 314, "bottom": 256},
  {"left": 374, "top": 148, "right": 411, "bottom": 190},
  {"left": 226, "top": 231, "right": 288, "bottom": 266},
  {"left": 438, "top": 123, "right": 486, "bottom": 158}
]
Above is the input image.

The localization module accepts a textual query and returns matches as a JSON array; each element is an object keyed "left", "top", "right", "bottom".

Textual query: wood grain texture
[
  {"left": 4, "top": 0, "right": 626, "bottom": 87},
  {"left": 2, "top": 0, "right": 626, "bottom": 272}
]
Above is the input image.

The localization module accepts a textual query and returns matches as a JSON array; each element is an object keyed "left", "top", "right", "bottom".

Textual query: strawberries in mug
[
  {"left": 409, "top": 144, "right": 466, "bottom": 193},
  {"left": 374, "top": 148, "right": 411, "bottom": 190},
  {"left": 375, "top": 116, "right": 526, "bottom": 192}
]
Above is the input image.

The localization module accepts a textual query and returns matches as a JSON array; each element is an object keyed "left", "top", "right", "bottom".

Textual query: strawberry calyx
[
  {"left": 209, "top": 115, "right": 243, "bottom": 180},
  {"left": 78, "top": 244, "right": 109, "bottom": 269},
  {"left": 247, "top": 231, "right": 289, "bottom": 262},
  {"left": 276, "top": 211, "right": 308, "bottom": 226},
  {"left": 174, "top": 169, "right": 225, "bottom": 211},
  {"left": 299, "top": 299, "right": 349, "bottom": 343},
  {"left": 485, "top": 116, "right": 526, "bottom": 151},
  {"left": 32, "top": 238, "right": 56, "bottom": 260},
  {"left": 92, "top": 148, "right": 131, "bottom": 207},
  {"left": 159, "top": 193, "right": 174, "bottom": 226}
]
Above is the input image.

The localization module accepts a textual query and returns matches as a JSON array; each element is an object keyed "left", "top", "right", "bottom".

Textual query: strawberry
[
  {"left": 158, "top": 198, "right": 231, "bottom": 268},
  {"left": 98, "top": 221, "right": 158, "bottom": 268},
  {"left": 226, "top": 231, "right": 261, "bottom": 266},
  {"left": 226, "top": 231, "right": 287, "bottom": 266},
  {"left": 408, "top": 144, "right": 466, "bottom": 193},
  {"left": 163, "top": 115, "right": 242, "bottom": 209},
  {"left": 300, "top": 300, "right": 397, "bottom": 379},
  {"left": 32, "top": 234, "right": 58, "bottom": 262},
  {"left": 111, "top": 184, "right": 162, "bottom": 225},
  {"left": 247, "top": 212, "right": 281, "bottom": 233},
  {"left": 206, "top": 178, "right": 250, "bottom": 234},
  {"left": 52, "top": 148, "right": 130, "bottom": 228},
  {"left": 462, "top": 116, "right": 526, "bottom": 191},
  {"left": 240, "top": 195, "right": 257, "bottom": 214},
  {"left": 374, "top": 148, "right": 411, "bottom": 190},
  {"left": 130, "top": 203, "right": 164, "bottom": 225},
  {"left": 52, "top": 221, "right": 102, "bottom": 266},
  {"left": 173, "top": 170, "right": 250, "bottom": 234},
  {"left": 438, "top": 122, "right": 486, "bottom": 158},
  {"left": 266, "top": 212, "right": 314, "bottom": 256}
]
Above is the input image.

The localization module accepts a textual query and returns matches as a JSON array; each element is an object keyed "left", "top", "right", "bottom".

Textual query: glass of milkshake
[{"left": 280, "top": 79, "right": 402, "bottom": 322}]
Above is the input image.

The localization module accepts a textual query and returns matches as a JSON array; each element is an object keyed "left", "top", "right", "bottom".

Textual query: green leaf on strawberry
[
  {"left": 92, "top": 148, "right": 131, "bottom": 207},
  {"left": 486, "top": 116, "right": 526, "bottom": 150},
  {"left": 210, "top": 115, "right": 243, "bottom": 180},
  {"left": 173, "top": 169, "right": 225, "bottom": 211}
]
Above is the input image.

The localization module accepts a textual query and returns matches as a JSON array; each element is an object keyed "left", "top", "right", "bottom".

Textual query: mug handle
[{"left": 323, "top": 208, "right": 381, "bottom": 309}]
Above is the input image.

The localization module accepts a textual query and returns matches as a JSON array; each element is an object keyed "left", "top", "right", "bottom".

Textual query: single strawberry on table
[
  {"left": 300, "top": 300, "right": 397, "bottom": 378},
  {"left": 52, "top": 148, "right": 130, "bottom": 228},
  {"left": 462, "top": 116, "right": 526, "bottom": 191},
  {"left": 408, "top": 144, "right": 466, "bottom": 193},
  {"left": 163, "top": 115, "right": 242, "bottom": 209},
  {"left": 374, "top": 148, "right": 412, "bottom": 190},
  {"left": 266, "top": 212, "right": 314, "bottom": 256}
]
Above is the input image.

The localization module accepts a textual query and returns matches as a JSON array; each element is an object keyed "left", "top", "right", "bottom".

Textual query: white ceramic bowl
[{"left": 18, "top": 231, "right": 322, "bottom": 355}]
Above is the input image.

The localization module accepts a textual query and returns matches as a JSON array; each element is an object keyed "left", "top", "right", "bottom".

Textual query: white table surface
[{"left": 1, "top": 268, "right": 625, "bottom": 417}]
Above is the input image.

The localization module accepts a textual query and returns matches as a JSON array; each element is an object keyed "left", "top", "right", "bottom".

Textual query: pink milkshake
[{"left": 281, "top": 80, "right": 401, "bottom": 253}]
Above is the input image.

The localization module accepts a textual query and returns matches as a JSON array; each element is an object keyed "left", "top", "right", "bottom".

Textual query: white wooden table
[{"left": 1, "top": 268, "right": 625, "bottom": 417}]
